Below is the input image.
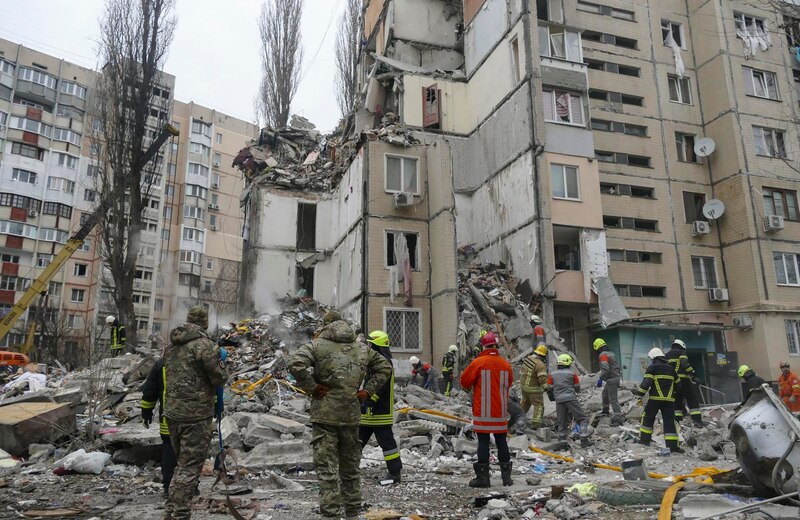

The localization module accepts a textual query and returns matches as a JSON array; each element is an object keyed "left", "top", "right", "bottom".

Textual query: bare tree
[
  {"left": 92, "top": 0, "right": 176, "bottom": 350},
  {"left": 257, "top": 0, "right": 304, "bottom": 127},
  {"left": 334, "top": 0, "right": 361, "bottom": 117}
]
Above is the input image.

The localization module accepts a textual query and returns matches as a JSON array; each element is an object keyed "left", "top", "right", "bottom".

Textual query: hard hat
[
  {"left": 534, "top": 345, "right": 548, "bottom": 356},
  {"left": 448, "top": 345, "right": 458, "bottom": 353},
  {"left": 423, "top": 363, "right": 431, "bottom": 371},
  {"left": 480, "top": 332, "right": 498, "bottom": 347},
  {"left": 106, "top": 315, "right": 116, "bottom": 324},
  {"left": 738, "top": 365, "right": 750, "bottom": 378},
  {"left": 593, "top": 338, "right": 606, "bottom": 350},
  {"left": 409, "top": 356, "right": 420, "bottom": 365},
  {"left": 648, "top": 348, "right": 665, "bottom": 360},
  {"left": 672, "top": 339, "right": 687, "bottom": 350},
  {"left": 531, "top": 314, "right": 542, "bottom": 324},
  {"left": 479, "top": 329, "right": 488, "bottom": 338},
  {"left": 557, "top": 353, "right": 574, "bottom": 366},
  {"left": 367, "top": 330, "right": 390, "bottom": 348}
]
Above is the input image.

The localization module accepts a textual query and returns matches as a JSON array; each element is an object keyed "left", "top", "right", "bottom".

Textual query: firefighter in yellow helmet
[
  {"left": 441, "top": 345, "right": 458, "bottom": 397},
  {"left": 738, "top": 364, "right": 766, "bottom": 402},
  {"left": 520, "top": 344, "right": 549, "bottom": 428}
]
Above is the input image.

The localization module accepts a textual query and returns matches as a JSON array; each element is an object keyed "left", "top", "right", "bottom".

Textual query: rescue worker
[
  {"left": 636, "top": 348, "right": 683, "bottom": 453},
  {"left": 508, "top": 392, "right": 528, "bottom": 434},
  {"left": 141, "top": 358, "right": 177, "bottom": 497},
  {"left": 441, "top": 345, "right": 458, "bottom": 397},
  {"left": 409, "top": 356, "right": 441, "bottom": 393},
  {"left": 548, "top": 353, "right": 593, "bottom": 449},
  {"left": 665, "top": 339, "right": 705, "bottom": 427},
  {"left": 359, "top": 330, "right": 403, "bottom": 483},
  {"left": 778, "top": 361, "right": 800, "bottom": 413},
  {"left": 738, "top": 365, "right": 766, "bottom": 398},
  {"left": 520, "top": 344, "right": 549, "bottom": 429},
  {"left": 593, "top": 338, "right": 623, "bottom": 426},
  {"left": 288, "top": 312, "right": 392, "bottom": 520},
  {"left": 531, "top": 315, "right": 545, "bottom": 345},
  {"left": 107, "top": 315, "right": 126, "bottom": 357},
  {"left": 163, "top": 306, "right": 229, "bottom": 520},
  {"left": 460, "top": 332, "right": 514, "bottom": 488}
]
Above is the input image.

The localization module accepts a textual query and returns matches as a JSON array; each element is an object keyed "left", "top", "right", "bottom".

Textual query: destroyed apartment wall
[
  {"left": 463, "top": 0, "right": 522, "bottom": 75},
  {"left": 386, "top": 0, "right": 463, "bottom": 69}
]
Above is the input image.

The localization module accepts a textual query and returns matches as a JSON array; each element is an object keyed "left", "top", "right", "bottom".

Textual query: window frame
[
  {"left": 70, "top": 288, "right": 85, "bottom": 303},
  {"left": 550, "top": 164, "right": 581, "bottom": 200},
  {"left": 691, "top": 255, "right": 718, "bottom": 289},
  {"left": 11, "top": 168, "right": 37, "bottom": 185},
  {"left": 538, "top": 26, "right": 583, "bottom": 63},
  {"left": 542, "top": 89, "right": 584, "bottom": 126},
  {"left": 753, "top": 126, "right": 787, "bottom": 158},
  {"left": 786, "top": 320, "right": 800, "bottom": 356},
  {"left": 774, "top": 252, "right": 800, "bottom": 286},
  {"left": 661, "top": 20, "right": 684, "bottom": 49},
  {"left": 667, "top": 75, "right": 692, "bottom": 104},
  {"left": 743, "top": 67, "right": 779, "bottom": 100},
  {"left": 384, "top": 230, "right": 420, "bottom": 271},
  {"left": 384, "top": 307, "right": 423, "bottom": 352},
  {"left": 763, "top": 187, "right": 799, "bottom": 221},
  {"left": 384, "top": 154, "right": 420, "bottom": 195},
  {"left": 675, "top": 132, "right": 699, "bottom": 163}
]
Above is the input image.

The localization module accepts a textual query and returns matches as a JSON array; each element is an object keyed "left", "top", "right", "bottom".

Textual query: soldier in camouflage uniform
[
  {"left": 163, "top": 306, "right": 229, "bottom": 520},
  {"left": 288, "top": 311, "right": 392, "bottom": 520}
]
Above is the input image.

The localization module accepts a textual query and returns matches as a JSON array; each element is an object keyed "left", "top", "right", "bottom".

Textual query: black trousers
[
  {"left": 443, "top": 371, "right": 453, "bottom": 396},
  {"left": 476, "top": 432, "right": 510, "bottom": 464},
  {"left": 639, "top": 400, "right": 679, "bottom": 449},
  {"left": 674, "top": 379, "right": 702, "bottom": 422},
  {"left": 161, "top": 434, "right": 177, "bottom": 493},
  {"left": 359, "top": 425, "right": 402, "bottom": 474}
]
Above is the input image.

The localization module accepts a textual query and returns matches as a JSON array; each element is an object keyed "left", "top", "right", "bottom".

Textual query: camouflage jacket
[
  {"left": 163, "top": 323, "right": 229, "bottom": 423},
  {"left": 288, "top": 320, "right": 392, "bottom": 426}
]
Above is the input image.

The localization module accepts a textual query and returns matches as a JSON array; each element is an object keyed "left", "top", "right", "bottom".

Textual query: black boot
[
  {"left": 380, "top": 471, "right": 401, "bottom": 484},
  {"left": 692, "top": 418, "right": 706, "bottom": 428},
  {"left": 635, "top": 439, "right": 651, "bottom": 446},
  {"left": 499, "top": 462, "right": 513, "bottom": 486},
  {"left": 468, "top": 463, "right": 491, "bottom": 488},
  {"left": 670, "top": 446, "right": 685, "bottom": 454},
  {"left": 580, "top": 437, "right": 595, "bottom": 448}
]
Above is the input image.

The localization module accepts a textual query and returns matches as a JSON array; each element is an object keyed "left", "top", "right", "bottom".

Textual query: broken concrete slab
[
  {"left": 269, "top": 404, "right": 310, "bottom": 425},
  {"left": 0, "top": 402, "right": 76, "bottom": 456},
  {"left": 679, "top": 493, "right": 800, "bottom": 519},
  {"left": 219, "top": 416, "right": 243, "bottom": 449},
  {"left": 99, "top": 421, "right": 162, "bottom": 447},
  {"left": 0, "top": 390, "right": 55, "bottom": 407},
  {"left": 236, "top": 440, "right": 313, "bottom": 471},
  {"left": 243, "top": 421, "right": 281, "bottom": 447},
  {"left": 258, "top": 414, "right": 305, "bottom": 434}
]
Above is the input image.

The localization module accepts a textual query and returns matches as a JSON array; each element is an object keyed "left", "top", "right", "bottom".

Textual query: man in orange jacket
[
  {"left": 460, "top": 332, "right": 514, "bottom": 488},
  {"left": 778, "top": 361, "right": 800, "bottom": 413}
]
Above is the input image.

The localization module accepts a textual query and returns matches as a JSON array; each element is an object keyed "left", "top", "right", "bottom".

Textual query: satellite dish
[
  {"left": 703, "top": 199, "right": 726, "bottom": 220},
  {"left": 694, "top": 137, "right": 716, "bottom": 157}
]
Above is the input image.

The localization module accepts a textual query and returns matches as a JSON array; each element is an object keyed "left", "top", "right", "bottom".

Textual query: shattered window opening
[
  {"left": 386, "top": 231, "right": 418, "bottom": 270},
  {"left": 385, "top": 308, "right": 421, "bottom": 351},
  {"left": 607, "top": 249, "right": 662, "bottom": 264},
  {"left": 668, "top": 75, "right": 692, "bottom": 104},
  {"left": 296, "top": 202, "right": 317, "bottom": 252},
  {"left": 734, "top": 12, "right": 765, "bottom": 35},
  {"left": 675, "top": 132, "right": 699, "bottom": 163},
  {"left": 691, "top": 256, "right": 719, "bottom": 289},
  {"left": 683, "top": 191, "right": 707, "bottom": 223},
  {"left": 753, "top": 126, "right": 787, "bottom": 158},
  {"left": 297, "top": 266, "right": 314, "bottom": 297},
  {"left": 614, "top": 284, "right": 665, "bottom": 298},
  {"left": 773, "top": 252, "right": 800, "bottom": 286},
  {"left": 11, "top": 142, "right": 43, "bottom": 161},
  {"left": 661, "top": 20, "right": 684, "bottom": 48},
  {"left": 191, "top": 119, "right": 211, "bottom": 137},
  {"left": 553, "top": 225, "right": 581, "bottom": 271},
  {"left": 763, "top": 187, "right": 798, "bottom": 221},
  {"left": 539, "top": 26, "right": 582, "bottom": 62},
  {"left": 385, "top": 155, "right": 418, "bottom": 194},
  {"left": 550, "top": 164, "right": 580, "bottom": 200}
]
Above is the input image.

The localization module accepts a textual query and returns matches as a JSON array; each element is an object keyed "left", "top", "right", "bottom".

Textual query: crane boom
[{"left": 0, "top": 123, "right": 179, "bottom": 348}]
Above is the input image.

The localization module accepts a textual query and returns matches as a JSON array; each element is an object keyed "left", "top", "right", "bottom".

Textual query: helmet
[
  {"left": 531, "top": 315, "right": 542, "bottom": 324},
  {"left": 557, "top": 353, "right": 574, "bottom": 366},
  {"left": 106, "top": 315, "right": 116, "bottom": 324},
  {"left": 480, "top": 332, "right": 498, "bottom": 347},
  {"left": 672, "top": 339, "right": 687, "bottom": 350},
  {"left": 780, "top": 361, "right": 791, "bottom": 369},
  {"left": 648, "top": 348, "right": 665, "bottom": 360},
  {"left": 738, "top": 365, "right": 750, "bottom": 378},
  {"left": 409, "top": 356, "right": 420, "bottom": 365},
  {"left": 367, "top": 330, "right": 390, "bottom": 348},
  {"left": 593, "top": 338, "right": 606, "bottom": 350},
  {"left": 448, "top": 345, "right": 458, "bottom": 353},
  {"left": 479, "top": 330, "right": 488, "bottom": 338},
  {"left": 534, "top": 345, "right": 548, "bottom": 356}
]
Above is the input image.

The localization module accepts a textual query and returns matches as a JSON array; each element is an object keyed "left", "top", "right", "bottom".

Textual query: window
[
  {"left": 0, "top": 59, "right": 14, "bottom": 75},
  {"left": 588, "top": 89, "right": 644, "bottom": 107},
  {"left": 763, "top": 187, "right": 799, "bottom": 220},
  {"left": 206, "top": 258, "right": 214, "bottom": 270},
  {"left": 42, "top": 202, "right": 72, "bottom": 218},
  {"left": 165, "top": 184, "right": 175, "bottom": 197},
  {"left": 734, "top": 12, "right": 766, "bottom": 36},
  {"left": 10, "top": 142, "right": 43, "bottom": 160},
  {"left": 52, "top": 128, "right": 81, "bottom": 145},
  {"left": 161, "top": 229, "right": 170, "bottom": 241},
  {"left": 594, "top": 151, "right": 651, "bottom": 167},
  {"left": 56, "top": 153, "right": 78, "bottom": 169},
  {"left": 163, "top": 206, "right": 172, "bottom": 219},
  {"left": 0, "top": 254, "right": 19, "bottom": 264},
  {"left": 36, "top": 254, "right": 52, "bottom": 268},
  {"left": 385, "top": 155, "right": 419, "bottom": 194},
  {"left": 47, "top": 177, "right": 75, "bottom": 194},
  {"left": 179, "top": 250, "right": 201, "bottom": 264},
  {"left": 209, "top": 214, "right": 217, "bottom": 227},
  {"left": 154, "top": 299, "right": 164, "bottom": 312},
  {"left": 203, "top": 280, "right": 212, "bottom": 293},
  {"left": 691, "top": 256, "right": 718, "bottom": 289},
  {"left": 212, "top": 173, "right": 221, "bottom": 187},
  {"left": 186, "top": 184, "right": 208, "bottom": 199},
  {"left": 661, "top": 20, "right": 683, "bottom": 48},
  {"left": 786, "top": 320, "right": 800, "bottom": 355},
  {"left": 90, "top": 143, "right": 101, "bottom": 156},
  {"left": 582, "top": 30, "right": 637, "bottom": 49},
  {"left": 191, "top": 119, "right": 211, "bottom": 137},
  {"left": 743, "top": 67, "right": 778, "bottom": 100},
  {"left": 213, "top": 152, "right": 222, "bottom": 167},
  {"left": 178, "top": 273, "right": 199, "bottom": 286},
  {"left": 183, "top": 205, "right": 205, "bottom": 220},
  {"left": 577, "top": 1, "right": 634, "bottom": 20},
  {"left": 9, "top": 116, "right": 52, "bottom": 137},
  {"left": 386, "top": 231, "right": 419, "bottom": 270},
  {"left": 591, "top": 119, "right": 647, "bottom": 137},
  {"left": 683, "top": 191, "right": 707, "bottom": 223},
  {"left": 78, "top": 239, "right": 90, "bottom": 252},
  {"left": 607, "top": 249, "right": 662, "bottom": 263},
  {"left": 675, "top": 133, "right": 698, "bottom": 163},
  {"left": 73, "top": 263, "right": 87, "bottom": 277},
  {"left": 774, "top": 252, "right": 800, "bottom": 286},
  {"left": 188, "top": 163, "right": 209, "bottom": 177},
  {"left": 538, "top": 26, "right": 582, "bottom": 62},
  {"left": 189, "top": 142, "right": 210, "bottom": 156},
  {"left": 182, "top": 227, "right": 204, "bottom": 242},
  {"left": 603, "top": 216, "right": 659, "bottom": 232},
  {"left": 510, "top": 37, "right": 521, "bottom": 84},
  {"left": 215, "top": 132, "right": 223, "bottom": 144},
  {"left": 134, "top": 269, "right": 154, "bottom": 280},
  {"left": 0, "top": 220, "right": 37, "bottom": 238},
  {"left": 66, "top": 314, "right": 83, "bottom": 329},
  {"left": 668, "top": 75, "right": 692, "bottom": 104},
  {"left": 60, "top": 81, "right": 87, "bottom": 99},
  {"left": 56, "top": 104, "right": 83, "bottom": 119},
  {"left": 210, "top": 193, "right": 219, "bottom": 206},
  {"left": 0, "top": 275, "right": 29, "bottom": 292},
  {"left": 551, "top": 164, "right": 580, "bottom": 200},
  {"left": 38, "top": 228, "right": 68, "bottom": 243},
  {"left": 385, "top": 308, "right": 421, "bottom": 351},
  {"left": 11, "top": 168, "right": 37, "bottom": 185},
  {"left": 753, "top": 126, "right": 787, "bottom": 158},
  {"left": 600, "top": 182, "right": 654, "bottom": 199},
  {"left": 18, "top": 67, "right": 57, "bottom": 89},
  {"left": 70, "top": 288, "right": 85, "bottom": 303},
  {"left": 542, "top": 90, "right": 584, "bottom": 125},
  {"left": 585, "top": 59, "right": 640, "bottom": 77},
  {"left": 614, "top": 284, "right": 666, "bottom": 298}
]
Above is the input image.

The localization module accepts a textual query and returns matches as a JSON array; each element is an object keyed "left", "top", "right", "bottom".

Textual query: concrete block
[
  {"left": 220, "top": 416, "right": 243, "bottom": 449},
  {"left": 259, "top": 414, "right": 305, "bottom": 434},
  {"left": 408, "top": 435, "right": 429, "bottom": 447},
  {"left": 407, "top": 409, "right": 465, "bottom": 429},
  {"left": 231, "top": 412, "right": 262, "bottom": 430},
  {"left": 237, "top": 440, "right": 313, "bottom": 471},
  {"left": 100, "top": 421, "right": 162, "bottom": 447},
  {"left": 0, "top": 390, "right": 54, "bottom": 408},
  {"left": 53, "top": 388, "right": 84, "bottom": 406},
  {"left": 243, "top": 422, "right": 280, "bottom": 447},
  {"left": 0, "top": 403, "right": 76, "bottom": 456},
  {"left": 270, "top": 404, "right": 311, "bottom": 425},
  {"left": 286, "top": 399, "right": 309, "bottom": 413},
  {"left": 507, "top": 434, "right": 530, "bottom": 452}
]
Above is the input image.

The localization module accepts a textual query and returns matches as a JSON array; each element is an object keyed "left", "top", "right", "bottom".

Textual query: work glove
[
  {"left": 596, "top": 377, "right": 604, "bottom": 388},
  {"left": 691, "top": 376, "right": 700, "bottom": 385},
  {"left": 215, "top": 387, "right": 224, "bottom": 420},
  {"left": 141, "top": 408, "right": 153, "bottom": 429},
  {"left": 313, "top": 384, "right": 330, "bottom": 398},
  {"left": 219, "top": 347, "right": 228, "bottom": 362},
  {"left": 636, "top": 398, "right": 643, "bottom": 407},
  {"left": 356, "top": 389, "right": 370, "bottom": 402}
]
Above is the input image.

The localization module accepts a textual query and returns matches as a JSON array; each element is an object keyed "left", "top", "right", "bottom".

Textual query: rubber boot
[
  {"left": 468, "top": 462, "right": 491, "bottom": 488},
  {"left": 610, "top": 416, "right": 625, "bottom": 426},
  {"left": 636, "top": 439, "right": 651, "bottom": 446},
  {"left": 670, "top": 446, "right": 685, "bottom": 454},
  {"left": 580, "top": 437, "right": 595, "bottom": 448},
  {"left": 499, "top": 461, "right": 513, "bottom": 486},
  {"left": 381, "top": 471, "right": 401, "bottom": 484},
  {"left": 692, "top": 418, "right": 706, "bottom": 428}
]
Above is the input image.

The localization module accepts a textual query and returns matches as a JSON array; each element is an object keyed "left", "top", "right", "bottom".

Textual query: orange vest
[
  {"left": 460, "top": 348, "right": 513, "bottom": 434},
  {"left": 779, "top": 371, "right": 800, "bottom": 412}
]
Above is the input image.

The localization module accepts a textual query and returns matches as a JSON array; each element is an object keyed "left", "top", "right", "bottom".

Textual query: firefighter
[
  {"left": 738, "top": 365, "right": 766, "bottom": 398},
  {"left": 520, "top": 344, "right": 549, "bottom": 429},
  {"left": 778, "top": 361, "right": 800, "bottom": 413},
  {"left": 107, "top": 315, "right": 126, "bottom": 357},
  {"left": 531, "top": 315, "right": 545, "bottom": 345},
  {"left": 359, "top": 330, "right": 402, "bottom": 483},
  {"left": 409, "top": 356, "right": 440, "bottom": 393},
  {"left": 441, "top": 345, "right": 458, "bottom": 397},
  {"left": 636, "top": 348, "right": 683, "bottom": 454},
  {"left": 548, "top": 353, "right": 593, "bottom": 450},
  {"left": 593, "top": 338, "right": 623, "bottom": 426},
  {"left": 460, "top": 332, "right": 514, "bottom": 488},
  {"left": 141, "top": 358, "right": 177, "bottom": 497},
  {"left": 665, "top": 339, "right": 705, "bottom": 427}
]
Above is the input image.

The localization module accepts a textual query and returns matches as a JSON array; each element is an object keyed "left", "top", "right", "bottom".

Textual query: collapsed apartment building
[{"left": 238, "top": 0, "right": 800, "bottom": 403}]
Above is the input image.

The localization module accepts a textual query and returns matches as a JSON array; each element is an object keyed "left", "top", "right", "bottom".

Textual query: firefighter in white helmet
[{"left": 106, "top": 315, "right": 126, "bottom": 357}]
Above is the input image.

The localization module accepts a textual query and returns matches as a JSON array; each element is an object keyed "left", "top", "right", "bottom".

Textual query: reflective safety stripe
[
  {"left": 689, "top": 409, "right": 701, "bottom": 415},
  {"left": 639, "top": 427, "right": 653, "bottom": 434},
  {"left": 664, "top": 434, "right": 680, "bottom": 441},
  {"left": 480, "top": 370, "right": 491, "bottom": 416},
  {"left": 384, "top": 452, "right": 401, "bottom": 461},
  {"left": 649, "top": 396, "right": 675, "bottom": 402},
  {"left": 500, "top": 370, "right": 509, "bottom": 418},
  {"left": 475, "top": 416, "right": 509, "bottom": 423},
  {"left": 675, "top": 411, "right": 684, "bottom": 417},
  {"left": 159, "top": 416, "right": 169, "bottom": 436},
  {"left": 141, "top": 399, "right": 157, "bottom": 409},
  {"left": 474, "top": 423, "right": 510, "bottom": 432},
  {"left": 361, "top": 414, "right": 394, "bottom": 426}
]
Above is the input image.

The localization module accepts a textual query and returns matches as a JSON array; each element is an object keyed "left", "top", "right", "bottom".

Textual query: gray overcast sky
[{"left": 0, "top": 0, "right": 344, "bottom": 131}]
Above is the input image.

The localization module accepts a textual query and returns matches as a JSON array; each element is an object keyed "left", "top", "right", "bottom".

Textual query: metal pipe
[{"left": 692, "top": 491, "right": 799, "bottom": 520}]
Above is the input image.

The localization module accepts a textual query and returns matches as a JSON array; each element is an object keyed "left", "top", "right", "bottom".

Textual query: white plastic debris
[{"left": 54, "top": 449, "right": 111, "bottom": 475}]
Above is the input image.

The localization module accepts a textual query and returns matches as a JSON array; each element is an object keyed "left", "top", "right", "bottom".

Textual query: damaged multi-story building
[{"left": 241, "top": 0, "right": 800, "bottom": 399}]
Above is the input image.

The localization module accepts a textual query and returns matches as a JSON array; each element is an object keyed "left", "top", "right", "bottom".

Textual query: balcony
[{"left": 539, "top": 24, "right": 587, "bottom": 74}]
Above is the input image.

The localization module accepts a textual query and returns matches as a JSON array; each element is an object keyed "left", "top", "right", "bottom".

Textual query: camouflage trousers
[
  {"left": 311, "top": 423, "right": 362, "bottom": 518},
  {"left": 165, "top": 417, "right": 213, "bottom": 520}
]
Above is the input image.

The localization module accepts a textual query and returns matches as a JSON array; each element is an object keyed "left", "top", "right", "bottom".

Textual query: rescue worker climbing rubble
[
  {"left": 665, "top": 339, "right": 705, "bottom": 427},
  {"left": 778, "top": 361, "right": 800, "bottom": 413},
  {"left": 409, "top": 356, "right": 440, "bottom": 393},
  {"left": 288, "top": 312, "right": 392, "bottom": 520},
  {"left": 441, "top": 345, "right": 457, "bottom": 396},
  {"left": 520, "top": 344, "right": 549, "bottom": 429},
  {"left": 636, "top": 348, "right": 683, "bottom": 454},
  {"left": 107, "top": 315, "right": 126, "bottom": 357},
  {"left": 548, "top": 353, "right": 593, "bottom": 450},
  {"left": 738, "top": 364, "right": 766, "bottom": 400},
  {"left": 359, "top": 330, "right": 403, "bottom": 483},
  {"left": 141, "top": 358, "right": 177, "bottom": 498},
  {"left": 593, "top": 338, "right": 623, "bottom": 426}
]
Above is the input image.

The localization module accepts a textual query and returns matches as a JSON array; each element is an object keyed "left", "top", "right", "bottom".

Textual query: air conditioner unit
[
  {"left": 732, "top": 314, "right": 753, "bottom": 330},
  {"left": 212, "top": 183, "right": 220, "bottom": 189},
  {"left": 393, "top": 192, "right": 414, "bottom": 208},
  {"left": 764, "top": 214, "right": 785, "bottom": 232},
  {"left": 210, "top": 224, "right": 218, "bottom": 231},
  {"left": 708, "top": 287, "right": 729, "bottom": 302},
  {"left": 691, "top": 221, "right": 710, "bottom": 236},
  {"left": 28, "top": 210, "right": 37, "bottom": 218},
  {"left": 208, "top": 203, "right": 219, "bottom": 210}
]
